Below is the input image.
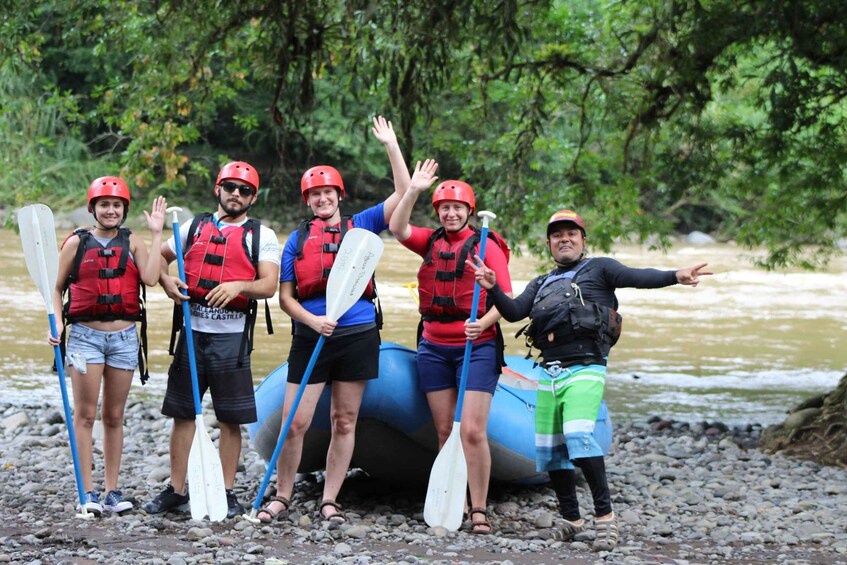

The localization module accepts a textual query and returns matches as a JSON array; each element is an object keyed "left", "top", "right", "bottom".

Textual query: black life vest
[{"left": 520, "top": 259, "right": 623, "bottom": 364}]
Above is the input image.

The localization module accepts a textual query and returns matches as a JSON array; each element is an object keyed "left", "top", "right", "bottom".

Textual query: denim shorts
[{"left": 66, "top": 323, "right": 139, "bottom": 371}]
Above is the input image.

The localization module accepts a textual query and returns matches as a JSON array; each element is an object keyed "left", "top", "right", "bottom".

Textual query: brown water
[{"left": 3, "top": 227, "right": 845, "bottom": 424}]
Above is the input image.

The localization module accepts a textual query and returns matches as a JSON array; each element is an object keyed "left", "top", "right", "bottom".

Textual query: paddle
[
  {"left": 424, "top": 210, "right": 496, "bottom": 531},
  {"left": 243, "top": 227, "right": 384, "bottom": 523},
  {"left": 166, "top": 206, "right": 228, "bottom": 522},
  {"left": 17, "top": 204, "right": 93, "bottom": 519}
]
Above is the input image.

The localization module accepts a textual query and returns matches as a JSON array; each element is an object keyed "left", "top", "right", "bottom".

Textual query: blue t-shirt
[{"left": 281, "top": 203, "right": 386, "bottom": 327}]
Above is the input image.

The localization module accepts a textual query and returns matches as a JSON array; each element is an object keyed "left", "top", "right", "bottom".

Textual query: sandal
[
  {"left": 256, "top": 496, "right": 291, "bottom": 524},
  {"left": 468, "top": 507, "right": 493, "bottom": 535},
  {"left": 593, "top": 515, "right": 618, "bottom": 551},
  {"left": 551, "top": 518, "right": 585, "bottom": 541},
  {"left": 318, "top": 499, "right": 348, "bottom": 523}
]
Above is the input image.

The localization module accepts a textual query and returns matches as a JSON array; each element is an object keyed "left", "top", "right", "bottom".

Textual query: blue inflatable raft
[{"left": 248, "top": 342, "right": 613, "bottom": 485}]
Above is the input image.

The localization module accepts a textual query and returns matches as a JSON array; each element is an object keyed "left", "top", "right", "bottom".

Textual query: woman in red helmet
[
  {"left": 258, "top": 116, "right": 409, "bottom": 524},
  {"left": 389, "top": 160, "right": 513, "bottom": 534},
  {"left": 49, "top": 177, "right": 166, "bottom": 515}
]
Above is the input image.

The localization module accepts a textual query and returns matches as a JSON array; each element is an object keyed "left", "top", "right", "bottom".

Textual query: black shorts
[
  {"left": 287, "top": 327, "right": 380, "bottom": 385},
  {"left": 162, "top": 330, "right": 257, "bottom": 424}
]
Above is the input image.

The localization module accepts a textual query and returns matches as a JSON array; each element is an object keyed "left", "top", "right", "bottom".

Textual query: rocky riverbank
[{"left": 1, "top": 400, "right": 846, "bottom": 564}]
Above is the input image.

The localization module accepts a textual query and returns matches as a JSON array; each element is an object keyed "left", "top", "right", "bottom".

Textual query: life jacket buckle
[{"left": 543, "top": 361, "right": 563, "bottom": 377}]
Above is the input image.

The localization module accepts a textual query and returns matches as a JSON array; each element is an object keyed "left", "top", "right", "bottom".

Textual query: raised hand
[
  {"left": 675, "top": 262, "right": 713, "bottom": 286},
  {"left": 465, "top": 254, "right": 497, "bottom": 290},
  {"left": 371, "top": 115, "right": 398, "bottom": 146},
  {"left": 144, "top": 195, "right": 168, "bottom": 234},
  {"left": 409, "top": 159, "right": 439, "bottom": 194}
]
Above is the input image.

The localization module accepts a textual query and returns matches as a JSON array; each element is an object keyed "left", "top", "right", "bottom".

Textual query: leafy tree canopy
[{"left": 2, "top": 0, "right": 845, "bottom": 267}]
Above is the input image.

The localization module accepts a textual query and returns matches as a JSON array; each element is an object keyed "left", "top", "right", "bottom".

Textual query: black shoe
[
  {"left": 226, "top": 489, "right": 244, "bottom": 519},
  {"left": 141, "top": 484, "right": 190, "bottom": 515}
]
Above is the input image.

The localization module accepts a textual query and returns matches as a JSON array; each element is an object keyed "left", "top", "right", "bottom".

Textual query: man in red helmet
[
  {"left": 256, "top": 116, "right": 407, "bottom": 524},
  {"left": 469, "top": 209, "right": 712, "bottom": 550},
  {"left": 143, "top": 161, "right": 280, "bottom": 519},
  {"left": 389, "top": 160, "right": 513, "bottom": 534}
]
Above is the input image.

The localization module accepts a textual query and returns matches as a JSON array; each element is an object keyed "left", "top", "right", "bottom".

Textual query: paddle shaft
[
  {"left": 22, "top": 206, "right": 88, "bottom": 508},
  {"left": 250, "top": 335, "right": 325, "bottom": 511},
  {"left": 170, "top": 218, "right": 203, "bottom": 416},
  {"left": 452, "top": 216, "right": 493, "bottom": 422}
]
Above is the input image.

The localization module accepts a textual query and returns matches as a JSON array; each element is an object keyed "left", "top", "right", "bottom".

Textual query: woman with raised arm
[
  {"left": 257, "top": 116, "right": 409, "bottom": 524},
  {"left": 389, "top": 161, "right": 513, "bottom": 534},
  {"left": 50, "top": 177, "right": 166, "bottom": 515}
]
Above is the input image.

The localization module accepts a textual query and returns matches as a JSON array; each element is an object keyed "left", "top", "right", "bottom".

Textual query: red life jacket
[
  {"left": 182, "top": 214, "right": 259, "bottom": 312},
  {"left": 417, "top": 226, "right": 510, "bottom": 322},
  {"left": 293, "top": 216, "right": 376, "bottom": 300},
  {"left": 63, "top": 228, "right": 142, "bottom": 323}
]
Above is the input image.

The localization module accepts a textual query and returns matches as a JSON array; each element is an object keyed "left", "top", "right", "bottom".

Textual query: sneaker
[
  {"left": 77, "top": 491, "right": 102, "bottom": 516},
  {"left": 141, "top": 484, "right": 190, "bottom": 515},
  {"left": 103, "top": 490, "right": 133, "bottom": 514},
  {"left": 226, "top": 489, "right": 244, "bottom": 519}
]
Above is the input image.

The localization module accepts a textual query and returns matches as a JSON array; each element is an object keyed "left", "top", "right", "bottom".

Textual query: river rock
[{"left": 686, "top": 231, "right": 716, "bottom": 245}]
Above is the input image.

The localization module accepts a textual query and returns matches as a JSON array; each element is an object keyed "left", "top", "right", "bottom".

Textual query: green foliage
[
  {"left": 0, "top": 64, "right": 107, "bottom": 210},
  {"left": 1, "top": 0, "right": 845, "bottom": 268}
]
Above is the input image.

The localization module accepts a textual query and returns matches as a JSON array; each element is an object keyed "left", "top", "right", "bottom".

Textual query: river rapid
[{"left": 2, "top": 227, "right": 844, "bottom": 425}]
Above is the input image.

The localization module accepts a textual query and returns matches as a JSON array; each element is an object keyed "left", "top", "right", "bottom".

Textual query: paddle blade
[
  {"left": 325, "top": 228, "right": 384, "bottom": 321},
  {"left": 17, "top": 204, "right": 59, "bottom": 309},
  {"left": 423, "top": 422, "right": 467, "bottom": 531},
  {"left": 187, "top": 415, "right": 228, "bottom": 522}
]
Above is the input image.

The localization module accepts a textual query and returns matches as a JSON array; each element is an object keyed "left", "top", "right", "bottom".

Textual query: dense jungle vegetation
[{"left": 1, "top": 0, "right": 846, "bottom": 267}]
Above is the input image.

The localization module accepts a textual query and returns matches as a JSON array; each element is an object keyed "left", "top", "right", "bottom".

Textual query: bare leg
[
  {"left": 169, "top": 417, "right": 195, "bottom": 493},
  {"left": 70, "top": 363, "right": 105, "bottom": 492},
  {"left": 320, "top": 380, "right": 367, "bottom": 516},
  {"left": 257, "top": 381, "right": 325, "bottom": 519},
  {"left": 99, "top": 365, "right": 133, "bottom": 492},
  {"left": 424, "top": 388, "right": 459, "bottom": 449},
  {"left": 461, "top": 390, "right": 493, "bottom": 532},
  {"left": 218, "top": 422, "right": 242, "bottom": 489}
]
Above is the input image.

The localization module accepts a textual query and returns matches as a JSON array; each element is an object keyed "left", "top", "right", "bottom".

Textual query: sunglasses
[{"left": 220, "top": 181, "right": 255, "bottom": 197}]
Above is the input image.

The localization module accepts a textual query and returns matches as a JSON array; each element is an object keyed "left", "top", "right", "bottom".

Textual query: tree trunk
[{"left": 759, "top": 373, "right": 847, "bottom": 467}]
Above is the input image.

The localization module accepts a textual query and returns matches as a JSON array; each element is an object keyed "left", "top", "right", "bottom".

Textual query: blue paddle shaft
[
  {"left": 251, "top": 335, "right": 326, "bottom": 511},
  {"left": 49, "top": 313, "right": 87, "bottom": 506},
  {"left": 453, "top": 224, "right": 492, "bottom": 423},
  {"left": 171, "top": 219, "right": 204, "bottom": 416}
]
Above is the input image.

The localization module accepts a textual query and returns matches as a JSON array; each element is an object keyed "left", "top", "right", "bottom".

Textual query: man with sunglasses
[{"left": 143, "top": 161, "right": 280, "bottom": 519}]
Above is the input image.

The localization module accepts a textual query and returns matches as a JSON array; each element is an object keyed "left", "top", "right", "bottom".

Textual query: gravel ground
[{"left": 1, "top": 400, "right": 846, "bottom": 564}]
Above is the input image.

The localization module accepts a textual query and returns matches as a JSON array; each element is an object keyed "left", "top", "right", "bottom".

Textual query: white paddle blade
[
  {"left": 325, "top": 228, "right": 384, "bottom": 321},
  {"left": 187, "top": 415, "right": 228, "bottom": 522},
  {"left": 17, "top": 204, "right": 60, "bottom": 309},
  {"left": 423, "top": 422, "right": 468, "bottom": 531}
]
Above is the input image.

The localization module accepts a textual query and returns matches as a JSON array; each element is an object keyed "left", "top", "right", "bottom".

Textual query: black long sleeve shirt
[{"left": 489, "top": 257, "right": 678, "bottom": 321}]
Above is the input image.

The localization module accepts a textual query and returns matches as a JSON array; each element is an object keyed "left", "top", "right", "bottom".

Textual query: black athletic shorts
[
  {"left": 287, "top": 326, "right": 380, "bottom": 385},
  {"left": 162, "top": 330, "right": 257, "bottom": 424}
]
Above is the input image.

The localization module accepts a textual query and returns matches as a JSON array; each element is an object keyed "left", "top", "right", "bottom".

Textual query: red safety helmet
[
  {"left": 432, "top": 180, "right": 475, "bottom": 215},
  {"left": 87, "top": 176, "right": 130, "bottom": 212},
  {"left": 547, "top": 209, "right": 586, "bottom": 237},
  {"left": 300, "top": 165, "right": 345, "bottom": 203},
  {"left": 217, "top": 161, "right": 260, "bottom": 191}
]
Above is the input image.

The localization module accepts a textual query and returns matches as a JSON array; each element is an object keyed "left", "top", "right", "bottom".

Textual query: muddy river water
[{"left": 2, "top": 227, "right": 844, "bottom": 425}]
